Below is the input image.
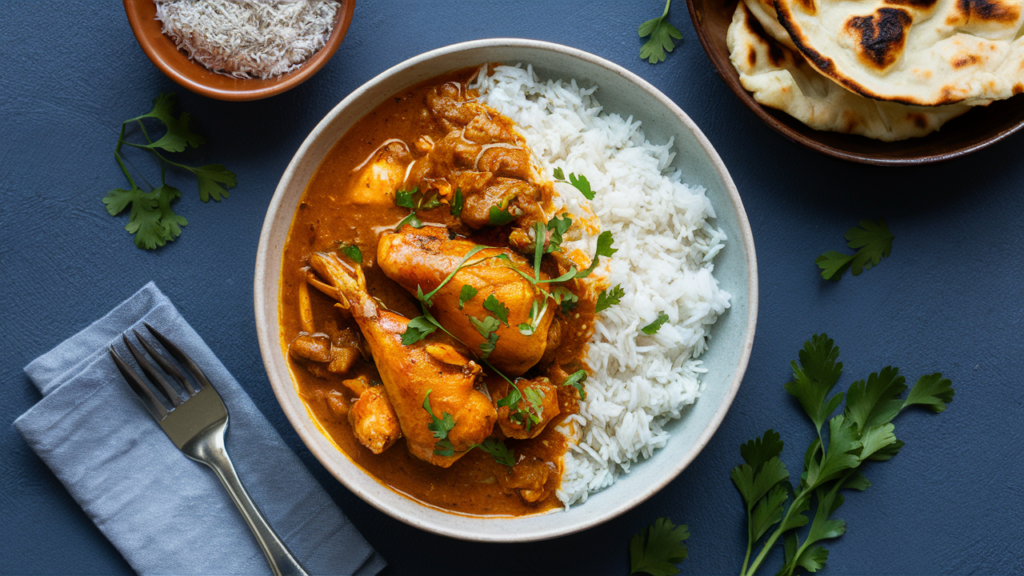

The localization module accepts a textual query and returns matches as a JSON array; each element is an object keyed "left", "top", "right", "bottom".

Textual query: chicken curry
[{"left": 279, "top": 69, "right": 603, "bottom": 516}]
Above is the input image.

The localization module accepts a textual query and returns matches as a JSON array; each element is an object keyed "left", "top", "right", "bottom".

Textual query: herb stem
[{"left": 745, "top": 490, "right": 810, "bottom": 576}]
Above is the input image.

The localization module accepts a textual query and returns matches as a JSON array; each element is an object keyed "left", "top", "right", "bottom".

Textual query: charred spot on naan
[
  {"left": 794, "top": 0, "right": 818, "bottom": 15},
  {"left": 1014, "top": 83, "right": 1024, "bottom": 94},
  {"left": 842, "top": 8, "right": 913, "bottom": 71},
  {"left": 906, "top": 113, "right": 928, "bottom": 129},
  {"left": 742, "top": 3, "right": 791, "bottom": 66},
  {"left": 945, "top": 0, "right": 1023, "bottom": 34},
  {"left": 951, "top": 53, "right": 982, "bottom": 68}
]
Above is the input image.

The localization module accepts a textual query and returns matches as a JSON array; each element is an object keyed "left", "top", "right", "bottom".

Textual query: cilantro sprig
[
  {"left": 641, "top": 312, "right": 670, "bottom": 335},
  {"left": 423, "top": 390, "right": 456, "bottom": 456},
  {"left": 596, "top": 284, "right": 625, "bottom": 313},
  {"left": 734, "top": 334, "right": 954, "bottom": 576},
  {"left": 103, "top": 93, "right": 237, "bottom": 249},
  {"left": 336, "top": 242, "right": 363, "bottom": 264},
  {"left": 553, "top": 167, "right": 595, "bottom": 200},
  {"left": 630, "top": 518, "right": 690, "bottom": 576},
  {"left": 815, "top": 219, "right": 894, "bottom": 281},
  {"left": 638, "top": 0, "right": 683, "bottom": 65}
]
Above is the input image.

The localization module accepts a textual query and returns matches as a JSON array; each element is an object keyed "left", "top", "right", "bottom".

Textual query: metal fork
[{"left": 109, "top": 322, "right": 309, "bottom": 576}]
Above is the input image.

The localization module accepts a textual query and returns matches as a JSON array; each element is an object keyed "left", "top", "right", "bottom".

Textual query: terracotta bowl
[
  {"left": 124, "top": 0, "right": 356, "bottom": 101},
  {"left": 686, "top": 0, "right": 1024, "bottom": 165},
  {"left": 254, "top": 39, "right": 758, "bottom": 541}
]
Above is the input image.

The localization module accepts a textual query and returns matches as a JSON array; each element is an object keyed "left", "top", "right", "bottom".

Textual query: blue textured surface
[{"left": 1, "top": 2, "right": 1020, "bottom": 575}]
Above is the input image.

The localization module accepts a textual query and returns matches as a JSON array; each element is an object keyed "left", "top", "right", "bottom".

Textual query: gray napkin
[{"left": 14, "top": 282, "right": 386, "bottom": 576}]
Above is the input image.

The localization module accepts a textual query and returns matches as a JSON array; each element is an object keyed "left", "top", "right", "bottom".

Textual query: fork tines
[{"left": 109, "top": 323, "right": 212, "bottom": 421}]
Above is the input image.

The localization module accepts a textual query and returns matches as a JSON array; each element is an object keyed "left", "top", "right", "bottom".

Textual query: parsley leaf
[
  {"left": 105, "top": 93, "right": 235, "bottom": 249},
  {"left": 641, "top": 312, "right": 670, "bottom": 335},
  {"left": 596, "top": 284, "right": 625, "bottom": 313},
  {"left": 483, "top": 294, "right": 510, "bottom": 326},
  {"left": 576, "top": 230, "right": 617, "bottom": 279},
  {"left": 733, "top": 335, "right": 954, "bottom": 576},
  {"left": 422, "top": 390, "right": 456, "bottom": 457},
  {"left": 563, "top": 369, "right": 588, "bottom": 400},
  {"left": 474, "top": 437, "right": 516, "bottom": 467},
  {"left": 815, "top": 219, "right": 894, "bottom": 280},
  {"left": 401, "top": 315, "right": 437, "bottom": 346},
  {"left": 458, "top": 284, "right": 477, "bottom": 310},
  {"left": 629, "top": 518, "right": 689, "bottom": 576},
  {"left": 337, "top": 242, "right": 363, "bottom": 264},
  {"left": 553, "top": 169, "right": 596, "bottom": 200},
  {"left": 489, "top": 205, "right": 517, "bottom": 226},
  {"left": 451, "top": 187, "right": 464, "bottom": 217},
  {"left": 638, "top": 0, "right": 683, "bottom": 65}
]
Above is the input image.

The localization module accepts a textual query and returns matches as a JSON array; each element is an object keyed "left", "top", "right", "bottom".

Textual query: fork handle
[{"left": 198, "top": 440, "right": 310, "bottom": 576}]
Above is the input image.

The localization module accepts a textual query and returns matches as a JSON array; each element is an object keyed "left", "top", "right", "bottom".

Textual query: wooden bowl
[
  {"left": 686, "top": 0, "right": 1024, "bottom": 165},
  {"left": 124, "top": 0, "right": 356, "bottom": 101}
]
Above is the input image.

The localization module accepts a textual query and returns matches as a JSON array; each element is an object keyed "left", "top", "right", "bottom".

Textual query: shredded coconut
[{"left": 155, "top": 0, "right": 340, "bottom": 80}]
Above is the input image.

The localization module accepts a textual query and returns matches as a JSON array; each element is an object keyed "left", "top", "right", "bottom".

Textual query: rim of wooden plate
[
  {"left": 685, "top": 0, "right": 1024, "bottom": 166},
  {"left": 123, "top": 0, "right": 356, "bottom": 102}
]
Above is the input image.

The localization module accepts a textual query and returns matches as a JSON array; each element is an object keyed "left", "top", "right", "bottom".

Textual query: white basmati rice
[{"left": 472, "top": 65, "right": 732, "bottom": 507}]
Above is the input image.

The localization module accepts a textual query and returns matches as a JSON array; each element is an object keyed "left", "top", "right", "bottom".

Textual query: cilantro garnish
[
  {"left": 395, "top": 211, "right": 424, "bottom": 230},
  {"left": 546, "top": 213, "right": 573, "bottom": 253},
  {"left": 733, "top": 334, "right": 954, "bottom": 576},
  {"left": 400, "top": 315, "right": 437, "bottom": 346},
  {"left": 336, "top": 242, "right": 363, "bottom": 264},
  {"left": 562, "top": 369, "right": 588, "bottom": 400},
  {"left": 458, "top": 284, "right": 477, "bottom": 310},
  {"left": 629, "top": 517, "right": 690, "bottom": 576},
  {"left": 489, "top": 205, "right": 517, "bottom": 226},
  {"left": 641, "top": 312, "right": 670, "bottom": 335},
  {"left": 103, "top": 93, "right": 237, "bottom": 249},
  {"left": 815, "top": 219, "right": 894, "bottom": 281},
  {"left": 422, "top": 390, "right": 456, "bottom": 456},
  {"left": 551, "top": 285, "right": 579, "bottom": 314},
  {"left": 553, "top": 168, "right": 595, "bottom": 200},
  {"left": 596, "top": 284, "right": 625, "bottom": 313},
  {"left": 473, "top": 437, "right": 516, "bottom": 467},
  {"left": 469, "top": 315, "right": 501, "bottom": 358},
  {"left": 394, "top": 187, "right": 443, "bottom": 230},
  {"left": 575, "top": 231, "right": 617, "bottom": 279},
  {"left": 638, "top": 0, "right": 683, "bottom": 65},
  {"left": 451, "top": 187, "right": 464, "bottom": 217},
  {"left": 483, "top": 294, "right": 510, "bottom": 326}
]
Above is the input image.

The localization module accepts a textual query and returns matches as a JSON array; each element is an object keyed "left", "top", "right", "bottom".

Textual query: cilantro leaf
[
  {"left": 523, "top": 387, "right": 546, "bottom": 426},
  {"left": 469, "top": 315, "right": 501, "bottom": 358},
  {"left": 518, "top": 322, "right": 534, "bottom": 335},
  {"left": 395, "top": 211, "right": 424, "bottom": 230},
  {"left": 134, "top": 93, "right": 206, "bottom": 153},
  {"left": 815, "top": 219, "right": 894, "bottom": 280},
  {"left": 629, "top": 518, "right": 689, "bottom": 576},
  {"left": 568, "top": 172, "right": 595, "bottom": 200},
  {"left": 641, "top": 312, "right": 670, "bottom": 335},
  {"left": 638, "top": 0, "right": 683, "bottom": 65},
  {"left": 553, "top": 167, "right": 565, "bottom": 180},
  {"left": 551, "top": 285, "right": 579, "bottom": 314},
  {"left": 458, "top": 284, "right": 477, "bottom": 310},
  {"left": 401, "top": 315, "right": 437, "bottom": 345},
  {"left": 483, "top": 294, "right": 510, "bottom": 326},
  {"left": 423, "top": 390, "right": 456, "bottom": 456},
  {"left": 337, "top": 242, "right": 363, "bottom": 264},
  {"left": 191, "top": 164, "right": 237, "bottom": 202},
  {"left": 474, "top": 437, "right": 515, "bottom": 467},
  {"left": 596, "top": 284, "right": 625, "bottom": 313},
  {"left": 546, "top": 213, "right": 573, "bottom": 252},
  {"left": 489, "top": 205, "right": 517, "bottom": 226},
  {"left": 451, "top": 187, "right": 464, "bottom": 217},
  {"left": 103, "top": 183, "right": 187, "bottom": 249},
  {"left": 903, "top": 373, "right": 955, "bottom": 413},
  {"left": 395, "top": 188, "right": 418, "bottom": 209},
  {"left": 576, "top": 230, "right": 617, "bottom": 278},
  {"left": 784, "top": 334, "right": 844, "bottom": 432},
  {"left": 740, "top": 429, "right": 784, "bottom": 469},
  {"left": 844, "top": 366, "right": 906, "bottom": 431},
  {"left": 563, "top": 369, "right": 588, "bottom": 400}
]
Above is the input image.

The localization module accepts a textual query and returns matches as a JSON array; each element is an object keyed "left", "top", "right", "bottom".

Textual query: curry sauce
[{"left": 279, "top": 69, "right": 597, "bottom": 516}]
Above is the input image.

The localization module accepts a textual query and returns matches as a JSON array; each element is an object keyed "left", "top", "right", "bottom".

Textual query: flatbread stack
[{"left": 727, "top": 0, "right": 1024, "bottom": 140}]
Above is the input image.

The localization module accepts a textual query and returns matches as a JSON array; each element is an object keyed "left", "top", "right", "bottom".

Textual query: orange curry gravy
[{"left": 278, "top": 69, "right": 596, "bottom": 516}]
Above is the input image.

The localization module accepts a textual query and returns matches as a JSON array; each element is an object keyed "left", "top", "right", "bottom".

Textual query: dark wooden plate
[
  {"left": 686, "top": 0, "right": 1024, "bottom": 165},
  {"left": 124, "top": 0, "right": 356, "bottom": 102}
]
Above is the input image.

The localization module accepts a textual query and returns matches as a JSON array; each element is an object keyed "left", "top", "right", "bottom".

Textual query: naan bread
[
  {"left": 728, "top": 1, "right": 971, "bottom": 140},
  {"left": 773, "top": 0, "right": 1024, "bottom": 106}
]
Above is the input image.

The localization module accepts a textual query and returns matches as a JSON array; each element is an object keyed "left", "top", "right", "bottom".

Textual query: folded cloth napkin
[{"left": 14, "top": 282, "right": 385, "bottom": 576}]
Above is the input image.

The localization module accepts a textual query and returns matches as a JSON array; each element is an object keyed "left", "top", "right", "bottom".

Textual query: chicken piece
[
  {"left": 498, "top": 456, "right": 556, "bottom": 504},
  {"left": 496, "top": 377, "right": 561, "bottom": 440},
  {"left": 288, "top": 332, "right": 362, "bottom": 377},
  {"left": 376, "top": 225, "right": 556, "bottom": 376},
  {"left": 348, "top": 386, "right": 402, "bottom": 454},
  {"left": 307, "top": 252, "right": 497, "bottom": 467},
  {"left": 348, "top": 141, "right": 411, "bottom": 206}
]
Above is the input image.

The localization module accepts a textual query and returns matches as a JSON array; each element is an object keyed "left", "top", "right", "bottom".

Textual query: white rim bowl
[{"left": 254, "top": 38, "right": 758, "bottom": 542}]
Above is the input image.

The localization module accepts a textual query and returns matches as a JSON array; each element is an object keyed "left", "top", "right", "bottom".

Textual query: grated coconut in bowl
[{"left": 155, "top": 0, "right": 340, "bottom": 80}]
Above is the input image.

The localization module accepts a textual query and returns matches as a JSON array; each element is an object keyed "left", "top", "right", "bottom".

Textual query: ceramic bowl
[
  {"left": 124, "top": 0, "right": 356, "bottom": 101},
  {"left": 686, "top": 0, "right": 1024, "bottom": 165},
  {"left": 254, "top": 38, "right": 758, "bottom": 541}
]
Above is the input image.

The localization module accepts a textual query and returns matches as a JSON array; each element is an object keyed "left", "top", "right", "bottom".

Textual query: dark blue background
[{"left": 2, "top": 2, "right": 1020, "bottom": 574}]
